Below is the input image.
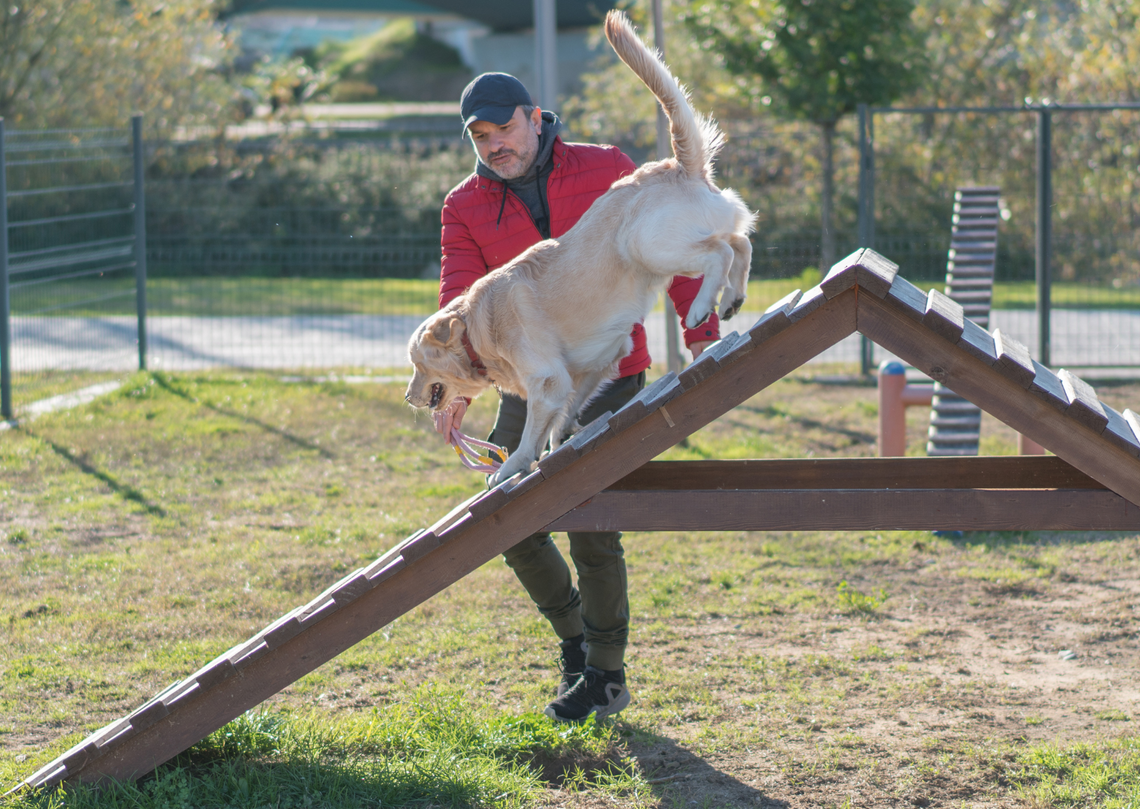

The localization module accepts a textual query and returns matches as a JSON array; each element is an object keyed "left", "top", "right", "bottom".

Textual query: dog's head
[{"left": 405, "top": 310, "right": 492, "bottom": 411}]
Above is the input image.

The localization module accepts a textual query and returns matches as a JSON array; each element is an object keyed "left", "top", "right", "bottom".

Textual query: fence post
[
  {"left": 1035, "top": 105, "right": 1052, "bottom": 367},
  {"left": 132, "top": 115, "right": 148, "bottom": 371},
  {"left": 532, "top": 0, "right": 557, "bottom": 114},
  {"left": 0, "top": 118, "right": 11, "bottom": 420},
  {"left": 857, "top": 104, "right": 875, "bottom": 375}
]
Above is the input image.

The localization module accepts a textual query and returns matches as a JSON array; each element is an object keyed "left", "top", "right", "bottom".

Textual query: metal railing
[
  {"left": 0, "top": 116, "right": 148, "bottom": 418},
  {"left": 857, "top": 101, "right": 1140, "bottom": 373},
  {"left": 4, "top": 108, "right": 1139, "bottom": 417}
]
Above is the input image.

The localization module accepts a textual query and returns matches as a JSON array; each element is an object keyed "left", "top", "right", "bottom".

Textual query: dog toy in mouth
[
  {"left": 449, "top": 427, "right": 508, "bottom": 473},
  {"left": 429, "top": 383, "right": 444, "bottom": 409}
]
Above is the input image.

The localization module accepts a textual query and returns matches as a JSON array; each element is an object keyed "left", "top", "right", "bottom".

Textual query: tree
[
  {"left": 681, "top": 0, "right": 927, "bottom": 271},
  {"left": 0, "top": 0, "right": 235, "bottom": 130}
]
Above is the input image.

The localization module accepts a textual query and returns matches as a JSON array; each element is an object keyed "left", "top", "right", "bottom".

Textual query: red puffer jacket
[{"left": 439, "top": 137, "right": 719, "bottom": 377}]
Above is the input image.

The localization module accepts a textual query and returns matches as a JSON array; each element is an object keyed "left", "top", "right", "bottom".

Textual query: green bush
[{"left": 144, "top": 135, "right": 473, "bottom": 278}]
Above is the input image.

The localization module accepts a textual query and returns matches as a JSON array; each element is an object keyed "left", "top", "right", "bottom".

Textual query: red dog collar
[{"left": 460, "top": 331, "right": 488, "bottom": 378}]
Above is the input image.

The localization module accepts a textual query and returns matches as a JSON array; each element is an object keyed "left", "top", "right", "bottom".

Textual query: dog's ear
[{"left": 429, "top": 315, "right": 464, "bottom": 346}]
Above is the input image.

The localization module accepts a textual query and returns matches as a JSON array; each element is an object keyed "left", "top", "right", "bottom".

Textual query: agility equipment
[
  {"left": 14, "top": 248, "right": 1140, "bottom": 793},
  {"left": 926, "top": 187, "right": 1002, "bottom": 456}
]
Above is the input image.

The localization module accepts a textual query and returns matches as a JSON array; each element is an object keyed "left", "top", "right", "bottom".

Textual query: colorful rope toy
[{"left": 449, "top": 427, "right": 508, "bottom": 473}]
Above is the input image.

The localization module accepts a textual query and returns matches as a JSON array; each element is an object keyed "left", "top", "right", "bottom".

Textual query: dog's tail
[{"left": 604, "top": 10, "right": 722, "bottom": 179}]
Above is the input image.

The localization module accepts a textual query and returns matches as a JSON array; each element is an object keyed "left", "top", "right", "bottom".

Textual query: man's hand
[
  {"left": 432, "top": 398, "right": 468, "bottom": 441},
  {"left": 689, "top": 340, "right": 715, "bottom": 359}
]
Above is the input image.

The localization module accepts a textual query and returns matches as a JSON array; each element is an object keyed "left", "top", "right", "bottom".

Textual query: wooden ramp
[
  {"left": 15, "top": 248, "right": 1140, "bottom": 793},
  {"left": 927, "top": 186, "right": 1001, "bottom": 456}
]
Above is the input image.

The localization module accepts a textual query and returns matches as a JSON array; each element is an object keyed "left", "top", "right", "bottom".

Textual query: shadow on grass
[
  {"left": 33, "top": 755, "right": 509, "bottom": 809},
  {"left": 19, "top": 427, "right": 167, "bottom": 518},
  {"left": 728, "top": 401, "right": 876, "bottom": 446},
  {"left": 144, "top": 716, "right": 786, "bottom": 809},
  {"left": 150, "top": 372, "right": 335, "bottom": 459},
  {"left": 162, "top": 730, "right": 786, "bottom": 809},
  {"left": 614, "top": 725, "right": 787, "bottom": 808}
]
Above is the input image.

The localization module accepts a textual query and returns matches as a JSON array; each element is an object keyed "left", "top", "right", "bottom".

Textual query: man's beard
[{"left": 486, "top": 136, "right": 539, "bottom": 180}]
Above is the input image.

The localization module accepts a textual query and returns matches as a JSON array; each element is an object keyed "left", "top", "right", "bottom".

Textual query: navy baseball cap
[{"left": 460, "top": 73, "right": 534, "bottom": 133}]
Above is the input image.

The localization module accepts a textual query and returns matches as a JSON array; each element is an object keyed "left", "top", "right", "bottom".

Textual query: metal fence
[
  {"left": 0, "top": 117, "right": 147, "bottom": 418},
  {"left": 857, "top": 102, "right": 1140, "bottom": 373},
  {"left": 4, "top": 107, "right": 1140, "bottom": 418}
]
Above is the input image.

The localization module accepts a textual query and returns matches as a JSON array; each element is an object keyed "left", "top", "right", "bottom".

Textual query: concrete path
[{"left": 7, "top": 309, "right": 1140, "bottom": 374}]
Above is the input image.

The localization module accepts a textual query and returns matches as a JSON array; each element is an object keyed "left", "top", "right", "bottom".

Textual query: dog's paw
[
  {"left": 685, "top": 307, "right": 712, "bottom": 329},
  {"left": 720, "top": 295, "right": 745, "bottom": 321},
  {"left": 487, "top": 468, "right": 512, "bottom": 489},
  {"left": 488, "top": 466, "right": 515, "bottom": 488},
  {"left": 490, "top": 455, "right": 533, "bottom": 487}
]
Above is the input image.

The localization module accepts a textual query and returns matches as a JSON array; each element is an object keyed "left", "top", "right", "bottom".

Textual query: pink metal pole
[{"left": 877, "top": 361, "right": 933, "bottom": 456}]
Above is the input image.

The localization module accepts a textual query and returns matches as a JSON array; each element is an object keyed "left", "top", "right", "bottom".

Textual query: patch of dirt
[{"left": 606, "top": 547, "right": 1140, "bottom": 808}]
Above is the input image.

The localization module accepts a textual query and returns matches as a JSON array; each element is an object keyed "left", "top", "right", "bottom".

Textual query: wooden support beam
[
  {"left": 547, "top": 488, "right": 1140, "bottom": 532},
  {"left": 603, "top": 457, "right": 1105, "bottom": 491}
]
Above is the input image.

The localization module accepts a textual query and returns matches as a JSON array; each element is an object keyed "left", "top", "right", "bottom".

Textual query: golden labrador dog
[{"left": 406, "top": 10, "right": 756, "bottom": 486}]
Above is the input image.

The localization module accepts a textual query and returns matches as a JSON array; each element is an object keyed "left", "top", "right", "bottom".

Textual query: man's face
[{"left": 468, "top": 106, "right": 542, "bottom": 180}]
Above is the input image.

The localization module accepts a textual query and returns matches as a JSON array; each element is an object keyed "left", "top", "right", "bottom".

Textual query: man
[{"left": 433, "top": 72, "right": 719, "bottom": 722}]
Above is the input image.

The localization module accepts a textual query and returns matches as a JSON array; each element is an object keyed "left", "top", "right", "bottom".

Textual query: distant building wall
[{"left": 469, "top": 29, "right": 611, "bottom": 111}]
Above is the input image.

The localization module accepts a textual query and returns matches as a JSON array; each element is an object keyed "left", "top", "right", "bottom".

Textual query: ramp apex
[{"left": 821, "top": 248, "right": 898, "bottom": 300}]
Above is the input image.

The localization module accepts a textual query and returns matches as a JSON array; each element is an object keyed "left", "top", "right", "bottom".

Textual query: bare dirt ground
[{"left": 601, "top": 564, "right": 1140, "bottom": 808}]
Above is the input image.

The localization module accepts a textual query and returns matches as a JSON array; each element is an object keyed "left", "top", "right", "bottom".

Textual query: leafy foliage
[
  {"left": 0, "top": 0, "right": 235, "bottom": 129},
  {"left": 680, "top": 0, "right": 927, "bottom": 126},
  {"left": 142, "top": 134, "right": 472, "bottom": 277}
]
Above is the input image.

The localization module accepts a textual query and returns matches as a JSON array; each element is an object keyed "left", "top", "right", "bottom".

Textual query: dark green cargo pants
[{"left": 487, "top": 371, "right": 645, "bottom": 671}]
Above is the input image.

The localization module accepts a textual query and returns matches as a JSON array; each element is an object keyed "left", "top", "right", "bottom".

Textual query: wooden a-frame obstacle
[{"left": 14, "top": 248, "right": 1140, "bottom": 793}]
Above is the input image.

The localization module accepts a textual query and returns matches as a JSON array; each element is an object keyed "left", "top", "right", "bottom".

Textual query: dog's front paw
[
  {"left": 720, "top": 295, "right": 745, "bottom": 321},
  {"left": 685, "top": 307, "right": 712, "bottom": 329},
  {"left": 489, "top": 455, "right": 531, "bottom": 487}
]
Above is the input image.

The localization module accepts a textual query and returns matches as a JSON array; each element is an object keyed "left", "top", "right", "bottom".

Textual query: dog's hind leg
[
  {"left": 684, "top": 239, "right": 735, "bottom": 329},
  {"left": 720, "top": 232, "right": 753, "bottom": 321}
]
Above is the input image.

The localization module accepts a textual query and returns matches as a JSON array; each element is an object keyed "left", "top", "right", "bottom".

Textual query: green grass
[
  {"left": 980, "top": 737, "right": 1140, "bottom": 808},
  {"left": 12, "top": 275, "right": 1139, "bottom": 318},
  {"left": 834, "top": 580, "right": 889, "bottom": 616},
  {"left": 3, "top": 370, "right": 1140, "bottom": 807},
  {"left": 12, "top": 692, "right": 636, "bottom": 809}
]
